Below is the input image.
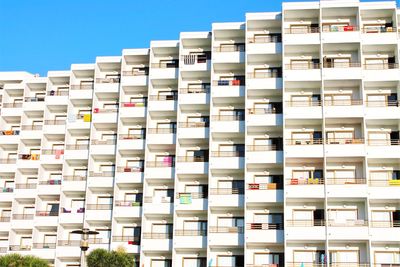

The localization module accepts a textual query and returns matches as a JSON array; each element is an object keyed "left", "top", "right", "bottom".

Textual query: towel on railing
[
  {"left": 183, "top": 55, "right": 196, "bottom": 65},
  {"left": 83, "top": 114, "right": 91, "bottom": 122},
  {"left": 55, "top": 149, "right": 64, "bottom": 159},
  {"left": 179, "top": 194, "right": 192, "bottom": 204}
]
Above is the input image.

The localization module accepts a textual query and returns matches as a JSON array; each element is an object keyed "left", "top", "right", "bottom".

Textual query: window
[
  {"left": 152, "top": 224, "right": 173, "bottom": 234},
  {"left": 182, "top": 257, "right": 206, "bottom": 267},
  {"left": 375, "top": 251, "right": 400, "bottom": 265},
  {"left": 328, "top": 209, "right": 358, "bottom": 225},
  {"left": 43, "top": 234, "right": 57, "bottom": 245},
  {"left": 183, "top": 220, "right": 207, "bottom": 232},
  {"left": 122, "top": 226, "right": 141, "bottom": 237},
  {"left": 217, "top": 255, "right": 244, "bottom": 266},
  {"left": 217, "top": 217, "right": 244, "bottom": 228},
  {"left": 330, "top": 250, "right": 359, "bottom": 264},
  {"left": 254, "top": 253, "right": 282, "bottom": 265},
  {"left": 151, "top": 259, "right": 172, "bottom": 267}
]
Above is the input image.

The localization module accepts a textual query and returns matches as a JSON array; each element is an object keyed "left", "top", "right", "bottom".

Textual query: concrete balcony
[
  {"left": 322, "top": 63, "right": 362, "bottom": 80},
  {"left": 91, "top": 109, "right": 118, "bottom": 123},
  {"left": 141, "top": 233, "right": 172, "bottom": 252},
  {"left": 121, "top": 73, "right": 148, "bottom": 86},
  {"left": 111, "top": 236, "right": 140, "bottom": 253},
  {"left": 175, "top": 192, "right": 208, "bottom": 211},
  {"left": 179, "top": 88, "right": 209, "bottom": 105},
  {"left": 246, "top": 223, "right": 284, "bottom": 244},
  {"left": 61, "top": 176, "right": 87, "bottom": 191},
  {"left": 246, "top": 184, "right": 283, "bottom": 203},
  {"left": 247, "top": 39, "right": 282, "bottom": 55},
  {"left": 94, "top": 78, "right": 120, "bottom": 93},
  {"left": 119, "top": 104, "right": 146, "bottom": 118},
  {"left": 143, "top": 197, "right": 173, "bottom": 214},
  {"left": 212, "top": 50, "right": 245, "bottom": 64},
  {"left": 115, "top": 168, "right": 144, "bottom": 184},
  {"left": 37, "top": 181, "right": 62, "bottom": 195},
  {"left": 148, "top": 96, "right": 177, "bottom": 113},
  {"left": 365, "top": 101, "right": 400, "bottom": 119},
  {"left": 173, "top": 230, "right": 207, "bottom": 249},
  {"left": 87, "top": 172, "right": 114, "bottom": 188},
  {"left": 325, "top": 139, "right": 365, "bottom": 157},
  {"left": 368, "top": 180, "right": 400, "bottom": 199},
  {"left": 208, "top": 227, "right": 244, "bottom": 247},
  {"left": 324, "top": 100, "right": 364, "bottom": 118},
  {"left": 246, "top": 112, "right": 283, "bottom": 127},
  {"left": 363, "top": 64, "right": 400, "bottom": 81},
  {"left": 285, "top": 179, "right": 325, "bottom": 199},
  {"left": 361, "top": 28, "right": 397, "bottom": 44},
  {"left": 113, "top": 201, "right": 142, "bottom": 218},
  {"left": 176, "top": 157, "right": 208, "bottom": 174},
  {"left": 366, "top": 140, "right": 400, "bottom": 158},
  {"left": 177, "top": 122, "right": 209, "bottom": 139},
  {"left": 0, "top": 132, "right": 20, "bottom": 145},
  {"left": 212, "top": 82, "right": 245, "bottom": 98},
  {"left": 327, "top": 220, "right": 369, "bottom": 240},
  {"left": 246, "top": 76, "right": 282, "bottom": 91},
  {"left": 150, "top": 64, "right": 179, "bottom": 80},
  {"left": 64, "top": 145, "right": 89, "bottom": 160},
  {"left": 69, "top": 86, "right": 93, "bottom": 100},
  {"left": 369, "top": 221, "right": 400, "bottom": 242},
  {"left": 58, "top": 211, "right": 84, "bottom": 224},
  {"left": 211, "top": 116, "right": 245, "bottom": 133},
  {"left": 246, "top": 145, "right": 283, "bottom": 164},
  {"left": 284, "top": 67, "right": 321, "bottom": 81},
  {"left": 321, "top": 26, "right": 361, "bottom": 43},
  {"left": 285, "top": 101, "right": 322, "bottom": 119},
  {"left": 283, "top": 28, "right": 320, "bottom": 44},
  {"left": 85, "top": 204, "right": 112, "bottom": 222},
  {"left": 209, "top": 152, "right": 244, "bottom": 170},
  {"left": 146, "top": 129, "right": 176, "bottom": 145},
  {"left": 1, "top": 103, "right": 23, "bottom": 117},
  {"left": 180, "top": 56, "right": 211, "bottom": 72},
  {"left": 34, "top": 211, "right": 59, "bottom": 227},
  {"left": 209, "top": 188, "right": 244, "bottom": 207},
  {"left": 285, "top": 140, "right": 324, "bottom": 158},
  {"left": 90, "top": 140, "right": 116, "bottom": 155},
  {"left": 11, "top": 214, "right": 34, "bottom": 229},
  {"left": 145, "top": 161, "right": 175, "bottom": 179},
  {"left": 285, "top": 220, "right": 326, "bottom": 240},
  {"left": 42, "top": 120, "right": 66, "bottom": 134}
]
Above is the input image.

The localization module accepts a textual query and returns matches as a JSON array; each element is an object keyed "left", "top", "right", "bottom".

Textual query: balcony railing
[
  {"left": 2, "top": 102, "right": 23, "bottom": 108},
  {"left": 175, "top": 229, "right": 207, "bottom": 236},
  {"left": 24, "top": 96, "right": 45, "bottom": 102},
  {"left": 119, "top": 133, "right": 145, "bottom": 140},
  {"left": 88, "top": 171, "right": 115, "bottom": 177},
  {"left": 143, "top": 196, "right": 173, "bottom": 203},
  {"left": 142, "top": 232, "right": 173, "bottom": 239},
  {"left": 324, "top": 99, "right": 363, "bottom": 106},
  {"left": 369, "top": 179, "right": 400, "bottom": 187},
  {"left": 181, "top": 54, "right": 210, "bottom": 65},
  {"left": 47, "top": 88, "right": 69, "bottom": 96},
  {"left": 65, "top": 144, "right": 89, "bottom": 150},
  {"left": 63, "top": 175, "right": 87, "bottom": 181},
  {"left": 44, "top": 120, "right": 66, "bottom": 125},
  {"left": 151, "top": 61, "right": 179, "bottom": 68},
  {"left": 368, "top": 139, "right": 400, "bottom": 146},
  {"left": 92, "top": 108, "right": 118, "bottom": 113},
  {"left": 247, "top": 145, "right": 281, "bottom": 151},
  {"left": 114, "top": 200, "right": 142, "bottom": 207},
  {"left": 176, "top": 192, "right": 207, "bottom": 199},
  {"left": 370, "top": 220, "right": 400, "bottom": 228},
  {"left": 148, "top": 94, "right": 178, "bottom": 101},
  {"left": 247, "top": 223, "right": 283, "bottom": 230},
  {"left": 0, "top": 187, "right": 13, "bottom": 193},
  {"left": 38, "top": 179, "right": 61, "bottom": 185},
  {"left": 284, "top": 27, "right": 320, "bottom": 34},
  {"left": 286, "top": 100, "right": 322, "bottom": 107},
  {"left": 61, "top": 207, "right": 85, "bottom": 213},
  {"left": 323, "top": 62, "right": 361, "bottom": 68},
  {"left": 213, "top": 44, "right": 245, "bottom": 52},
  {"left": 286, "top": 263, "right": 328, "bottom": 267},
  {"left": 179, "top": 87, "right": 210, "bottom": 94},
  {"left": 88, "top": 238, "right": 110, "bottom": 244},
  {"left": 287, "top": 178, "right": 324, "bottom": 185},
  {"left": 366, "top": 100, "right": 399, "bottom": 107},
  {"left": 91, "top": 139, "right": 116, "bottom": 145},
  {"left": 41, "top": 149, "right": 64, "bottom": 155},
  {"left": 57, "top": 240, "right": 81, "bottom": 246},
  {"left": 0, "top": 129, "right": 20, "bottom": 135},
  {"left": 211, "top": 114, "right": 244, "bottom": 121},
  {"left": 122, "top": 68, "right": 149, "bottom": 76},
  {"left": 112, "top": 236, "right": 140, "bottom": 242},
  {"left": 9, "top": 245, "right": 31, "bottom": 251},
  {"left": 323, "top": 25, "right": 359, "bottom": 32},
  {"left": 327, "top": 219, "right": 368, "bottom": 227},
  {"left": 326, "top": 138, "right": 364, "bottom": 144},
  {"left": 176, "top": 156, "right": 208, "bottom": 162},
  {"left": 21, "top": 125, "right": 42, "bottom": 131},
  {"left": 147, "top": 128, "right": 176, "bottom": 134},
  {"left": 86, "top": 204, "right": 112, "bottom": 210},
  {"left": 364, "top": 63, "right": 398, "bottom": 70},
  {"left": 247, "top": 70, "right": 282, "bottom": 78},
  {"left": 95, "top": 77, "right": 120, "bottom": 84},
  {"left": 32, "top": 243, "right": 56, "bottom": 249},
  {"left": 285, "top": 63, "right": 320, "bottom": 70},
  {"left": 70, "top": 83, "right": 94, "bottom": 90},
  {"left": 286, "top": 139, "right": 323, "bottom": 145},
  {"left": 247, "top": 182, "right": 282, "bottom": 190},
  {"left": 0, "top": 247, "right": 6, "bottom": 253},
  {"left": 12, "top": 214, "right": 34, "bottom": 220},
  {"left": 326, "top": 178, "right": 366, "bottom": 185},
  {"left": 330, "top": 263, "right": 369, "bottom": 267},
  {"left": 146, "top": 160, "right": 175, "bottom": 168},
  {"left": 286, "top": 219, "right": 326, "bottom": 227},
  {"left": 0, "top": 216, "right": 10, "bottom": 222},
  {"left": 116, "top": 166, "right": 144, "bottom": 173},
  {"left": 248, "top": 107, "right": 282, "bottom": 115},
  {"left": 248, "top": 33, "right": 282, "bottom": 43},
  {"left": 362, "top": 26, "right": 396, "bottom": 33},
  {"left": 211, "top": 151, "right": 244, "bottom": 157},
  {"left": 178, "top": 122, "right": 209, "bottom": 128},
  {"left": 213, "top": 79, "right": 245, "bottom": 86},
  {"left": 120, "top": 101, "right": 147, "bottom": 107},
  {"left": 209, "top": 187, "right": 244, "bottom": 195},
  {"left": 0, "top": 158, "right": 17, "bottom": 164},
  {"left": 209, "top": 226, "right": 244, "bottom": 233},
  {"left": 35, "top": 210, "right": 59, "bottom": 216}
]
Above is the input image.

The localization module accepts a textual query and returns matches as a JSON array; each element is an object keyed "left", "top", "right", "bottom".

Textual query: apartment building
[{"left": 0, "top": 0, "right": 399, "bottom": 266}]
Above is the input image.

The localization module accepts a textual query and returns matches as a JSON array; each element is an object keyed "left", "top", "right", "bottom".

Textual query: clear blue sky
[{"left": 0, "top": 0, "right": 394, "bottom": 76}]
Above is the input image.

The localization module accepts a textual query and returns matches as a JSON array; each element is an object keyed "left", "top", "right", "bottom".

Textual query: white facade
[{"left": 0, "top": 1, "right": 400, "bottom": 266}]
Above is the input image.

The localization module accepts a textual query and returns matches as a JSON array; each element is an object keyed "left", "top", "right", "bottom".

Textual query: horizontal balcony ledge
[
  {"left": 118, "top": 134, "right": 145, "bottom": 140},
  {"left": 285, "top": 63, "right": 320, "bottom": 70},
  {"left": 327, "top": 220, "right": 368, "bottom": 227},
  {"left": 178, "top": 122, "right": 209, "bottom": 128},
  {"left": 246, "top": 145, "right": 282, "bottom": 151},
  {"left": 0, "top": 159, "right": 16, "bottom": 164},
  {"left": 213, "top": 79, "right": 245, "bottom": 86},
  {"left": 142, "top": 233, "right": 172, "bottom": 239},
  {"left": 286, "top": 139, "right": 323, "bottom": 145},
  {"left": 88, "top": 171, "right": 115, "bottom": 177},
  {"left": 116, "top": 166, "right": 144, "bottom": 173},
  {"left": 247, "top": 183, "right": 282, "bottom": 190},
  {"left": 147, "top": 128, "right": 176, "bottom": 134},
  {"left": 369, "top": 179, "right": 400, "bottom": 186},
  {"left": 175, "top": 230, "right": 207, "bottom": 236},
  {"left": 122, "top": 70, "right": 148, "bottom": 76},
  {"left": 209, "top": 188, "right": 244, "bottom": 195},
  {"left": 43, "top": 120, "right": 66, "bottom": 125},
  {"left": 247, "top": 34, "right": 282, "bottom": 43},
  {"left": 70, "top": 84, "right": 94, "bottom": 90},
  {"left": 65, "top": 144, "right": 89, "bottom": 150},
  {"left": 209, "top": 226, "right": 244, "bottom": 233},
  {"left": 86, "top": 204, "right": 112, "bottom": 210},
  {"left": 57, "top": 240, "right": 80, "bottom": 246},
  {"left": 9, "top": 245, "right": 31, "bottom": 251},
  {"left": 143, "top": 196, "right": 173, "bottom": 203},
  {"left": 246, "top": 223, "right": 283, "bottom": 230},
  {"left": 286, "top": 220, "right": 325, "bottom": 227},
  {"left": 211, "top": 115, "right": 244, "bottom": 121},
  {"left": 211, "top": 151, "right": 244, "bottom": 157},
  {"left": 284, "top": 27, "right": 320, "bottom": 34},
  {"left": 120, "top": 101, "right": 147, "bottom": 107},
  {"left": 112, "top": 236, "right": 140, "bottom": 242},
  {"left": 148, "top": 95, "right": 177, "bottom": 101},
  {"left": 12, "top": 214, "right": 34, "bottom": 220},
  {"left": 179, "top": 88, "right": 209, "bottom": 94},
  {"left": 286, "top": 101, "right": 321, "bottom": 107},
  {"left": 95, "top": 77, "right": 120, "bottom": 84},
  {"left": 91, "top": 139, "right": 116, "bottom": 145},
  {"left": 176, "top": 192, "right": 207, "bottom": 199},
  {"left": 63, "top": 175, "right": 87, "bottom": 181},
  {"left": 370, "top": 220, "right": 400, "bottom": 228},
  {"left": 176, "top": 156, "right": 208, "bottom": 162},
  {"left": 114, "top": 200, "right": 142, "bottom": 207},
  {"left": 35, "top": 211, "right": 59, "bottom": 216}
]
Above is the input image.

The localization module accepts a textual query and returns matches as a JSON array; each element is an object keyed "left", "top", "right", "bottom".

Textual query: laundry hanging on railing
[{"left": 183, "top": 54, "right": 196, "bottom": 65}]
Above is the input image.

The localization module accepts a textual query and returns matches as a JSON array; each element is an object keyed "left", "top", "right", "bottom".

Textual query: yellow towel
[{"left": 83, "top": 114, "right": 91, "bottom": 122}]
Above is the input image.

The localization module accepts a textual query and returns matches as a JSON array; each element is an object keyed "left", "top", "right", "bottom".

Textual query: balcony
[
  {"left": 285, "top": 138, "right": 323, "bottom": 158},
  {"left": 370, "top": 219, "right": 400, "bottom": 242},
  {"left": 9, "top": 245, "right": 31, "bottom": 251},
  {"left": 92, "top": 108, "right": 118, "bottom": 123},
  {"left": 143, "top": 196, "right": 173, "bottom": 214},
  {"left": 246, "top": 222, "right": 284, "bottom": 244},
  {"left": 175, "top": 192, "right": 208, "bottom": 211},
  {"left": 113, "top": 200, "right": 142, "bottom": 218},
  {"left": 150, "top": 61, "right": 179, "bottom": 80},
  {"left": 246, "top": 144, "right": 283, "bottom": 164},
  {"left": 209, "top": 151, "right": 244, "bottom": 170},
  {"left": 141, "top": 232, "right": 172, "bottom": 252},
  {"left": 173, "top": 229, "right": 207, "bottom": 249},
  {"left": 283, "top": 26, "right": 320, "bottom": 44},
  {"left": 178, "top": 122, "right": 209, "bottom": 139},
  {"left": 121, "top": 68, "right": 148, "bottom": 86},
  {"left": 115, "top": 166, "right": 144, "bottom": 184},
  {"left": 247, "top": 33, "right": 282, "bottom": 54},
  {"left": 361, "top": 25, "right": 397, "bottom": 44},
  {"left": 85, "top": 204, "right": 112, "bottom": 221},
  {"left": 119, "top": 100, "right": 147, "bottom": 118},
  {"left": 246, "top": 68, "right": 282, "bottom": 90},
  {"left": 145, "top": 159, "right": 175, "bottom": 179},
  {"left": 146, "top": 128, "right": 176, "bottom": 145},
  {"left": 285, "top": 177, "right": 325, "bottom": 198},
  {"left": 212, "top": 78, "right": 245, "bottom": 98},
  {"left": 247, "top": 106, "right": 283, "bottom": 127},
  {"left": 213, "top": 43, "right": 245, "bottom": 63},
  {"left": 285, "top": 100, "right": 322, "bottom": 119},
  {"left": 179, "top": 86, "right": 209, "bottom": 105},
  {"left": 246, "top": 182, "right": 283, "bottom": 203},
  {"left": 325, "top": 137, "right": 365, "bottom": 157},
  {"left": 12, "top": 214, "right": 34, "bottom": 220},
  {"left": 32, "top": 243, "right": 56, "bottom": 249},
  {"left": 208, "top": 226, "right": 244, "bottom": 247},
  {"left": 176, "top": 156, "right": 208, "bottom": 174},
  {"left": 148, "top": 94, "right": 177, "bottom": 113},
  {"left": 322, "top": 25, "right": 360, "bottom": 43},
  {"left": 285, "top": 219, "right": 326, "bottom": 241},
  {"left": 322, "top": 61, "right": 362, "bottom": 80},
  {"left": 112, "top": 235, "right": 140, "bottom": 244},
  {"left": 327, "top": 219, "right": 369, "bottom": 240},
  {"left": 209, "top": 187, "right": 244, "bottom": 207},
  {"left": 211, "top": 114, "right": 245, "bottom": 133},
  {"left": 324, "top": 98, "right": 364, "bottom": 118},
  {"left": 180, "top": 53, "right": 211, "bottom": 72},
  {"left": 95, "top": 77, "right": 121, "bottom": 92}
]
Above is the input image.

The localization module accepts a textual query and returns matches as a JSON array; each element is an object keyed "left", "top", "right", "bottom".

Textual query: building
[{"left": 0, "top": 0, "right": 400, "bottom": 266}]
